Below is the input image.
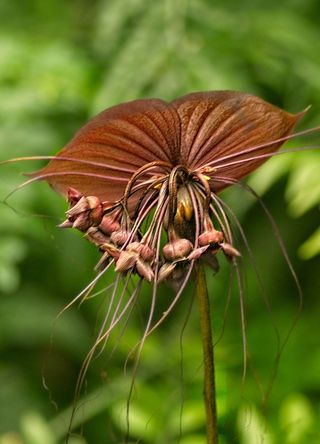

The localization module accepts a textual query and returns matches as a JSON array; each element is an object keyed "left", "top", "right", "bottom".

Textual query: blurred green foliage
[{"left": 0, "top": 0, "right": 319, "bottom": 443}]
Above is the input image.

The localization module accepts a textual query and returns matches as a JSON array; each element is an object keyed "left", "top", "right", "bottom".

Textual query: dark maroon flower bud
[{"left": 163, "top": 238, "right": 193, "bottom": 261}]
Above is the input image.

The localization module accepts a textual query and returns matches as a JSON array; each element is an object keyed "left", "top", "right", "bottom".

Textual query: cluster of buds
[
  {"left": 59, "top": 165, "right": 241, "bottom": 288},
  {"left": 59, "top": 188, "right": 157, "bottom": 280},
  {"left": 158, "top": 228, "right": 193, "bottom": 285},
  {"left": 59, "top": 189, "right": 104, "bottom": 231},
  {"left": 116, "top": 241, "right": 155, "bottom": 281},
  {"left": 29, "top": 92, "right": 305, "bottom": 292},
  {"left": 59, "top": 188, "right": 123, "bottom": 267},
  {"left": 189, "top": 213, "right": 240, "bottom": 263}
]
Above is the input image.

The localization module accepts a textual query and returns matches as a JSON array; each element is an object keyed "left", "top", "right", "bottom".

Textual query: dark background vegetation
[{"left": 0, "top": 1, "right": 319, "bottom": 443}]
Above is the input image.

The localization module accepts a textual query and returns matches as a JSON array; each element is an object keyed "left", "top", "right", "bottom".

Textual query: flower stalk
[{"left": 196, "top": 262, "right": 218, "bottom": 444}]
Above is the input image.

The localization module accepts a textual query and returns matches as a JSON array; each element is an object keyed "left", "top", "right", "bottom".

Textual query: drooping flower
[{"left": 28, "top": 91, "right": 304, "bottom": 292}]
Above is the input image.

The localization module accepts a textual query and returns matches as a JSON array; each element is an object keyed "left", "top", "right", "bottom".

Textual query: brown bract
[{"left": 31, "top": 91, "right": 302, "bottom": 201}]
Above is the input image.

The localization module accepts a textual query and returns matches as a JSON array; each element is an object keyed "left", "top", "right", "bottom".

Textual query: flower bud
[
  {"left": 158, "top": 263, "right": 177, "bottom": 282},
  {"left": 67, "top": 196, "right": 89, "bottom": 218},
  {"left": 110, "top": 230, "right": 131, "bottom": 246},
  {"left": 127, "top": 242, "right": 155, "bottom": 262},
  {"left": 99, "top": 214, "right": 120, "bottom": 236},
  {"left": 140, "top": 244, "right": 155, "bottom": 262},
  {"left": 163, "top": 238, "right": 193, "bottom": 261},
  {"left": 198, "top": 229, "right": 224, "bottom": 247},
  {"left": 85, "top": 227, "right": 110, "bottom": 246},
  {"left": 72, "top": 211, "right": 92, "bottom": 231},
  {"left": 126, "top": 241, "right": 141, "bottom": 253},
  {"left": 136, "top": 259, "right": 154, "bottom": 282},
  {"left": 99, "top": 211, "right": 121, "bottom": 235},
  {"left": 66, "top": 195, "right": 103, "bottom": 230},
  {"left": 188, "top": 246, "right": 209, "bottom": 261},
  {"left": 100, "top": 243, "right": 120, "bottom": 261},
  {"left": 86, "top": 196, "right": 104, "bottom": 224},
  {"left": 115, "top": 250, "right": 137, "bottom": 273}
]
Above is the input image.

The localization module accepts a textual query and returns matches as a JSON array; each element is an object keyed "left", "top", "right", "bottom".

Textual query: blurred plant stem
[{"left": 196, "top": 262, "right": 218, "bottom": 444}]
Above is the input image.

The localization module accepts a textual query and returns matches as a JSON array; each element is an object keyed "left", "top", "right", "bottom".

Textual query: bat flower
[
  {"left": 5, "top": 90, "right": 318, "bottom": 443},
  {"left": 29, "top": 91, "right": 304, "bottom": 292}
]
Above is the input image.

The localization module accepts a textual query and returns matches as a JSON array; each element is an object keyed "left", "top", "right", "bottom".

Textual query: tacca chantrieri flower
[{"left": 28, "top": 91, "right": 305, "bottom": 297}]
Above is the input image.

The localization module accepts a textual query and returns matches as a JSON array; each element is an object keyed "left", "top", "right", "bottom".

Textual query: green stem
[{"left": 196, "top": 262, "right": 218, "bottom": 444}]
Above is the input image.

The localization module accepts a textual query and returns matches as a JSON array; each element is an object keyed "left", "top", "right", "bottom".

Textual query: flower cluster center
[{"left": 60, "top": 162, "right": 240, "bottom": 288}]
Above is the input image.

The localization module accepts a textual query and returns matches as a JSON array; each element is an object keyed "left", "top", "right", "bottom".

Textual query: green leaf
[
  {"left": 21, "top": 412, "right": 55, "bottom": 444},
  {"left": 279, "top": 394, "right": 316, "bottom": 444},
  {"left": 298, "top": 227, "right": 320, "bottom": 259},
  {"left": 237, "top": 405, "right": 274, "bottom": 444}
]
